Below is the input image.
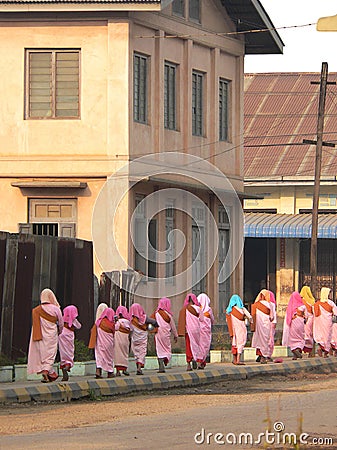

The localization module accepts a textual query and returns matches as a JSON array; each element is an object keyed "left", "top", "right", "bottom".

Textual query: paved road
[{"left": 1, "top": 373, "right": 336, "bottom": 449}]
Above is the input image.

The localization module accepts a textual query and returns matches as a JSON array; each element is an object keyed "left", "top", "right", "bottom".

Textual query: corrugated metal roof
[
  {"left": 244, "top": 73, "right": 337, "bottom": 179},
  {"left": 244, "top": 213, "right": 337, "bottom": 238}
]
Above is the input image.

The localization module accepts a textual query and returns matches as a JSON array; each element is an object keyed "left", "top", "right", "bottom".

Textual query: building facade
[{"left": 0, "top": 0, "right": 282, "bottom": 321}]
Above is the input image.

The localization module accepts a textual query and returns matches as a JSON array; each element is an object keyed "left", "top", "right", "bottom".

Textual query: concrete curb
[{"left": 1, "top": 358, "right": 336, "bottom": 404}]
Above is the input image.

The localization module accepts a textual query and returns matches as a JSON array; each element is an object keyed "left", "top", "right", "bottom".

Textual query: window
[
  {"left": 192, "top": 71, "right": 204, "bottom": 136},
  {"left": 192, "top": 204, "right": 206, "bottom": 294},
  {"left": 165, "top": 204, "right": 175, "bottom": 282},
  {"left": 19, "top": 198, "right": 77, "bottom": 237},
  {"left": 134, "top": 195, "right": 157, "bottom": 278},
  {"left": 189, "top": 0, "right": 200, "bottom": 22},
  {"left": 172, "top": 0, "right": 185, "bottom": 17},
  {"left": 25, "top": 50, "right": 80, "bottom": 119},
  {"left": 219, "top": 78, "right": 230, "bottom": 141},
  {"left": 164, "top": 62, "right": 177, "bottom": 130},
  {"left": 133, "top": 53, "right": 148, "bottom": 124}
]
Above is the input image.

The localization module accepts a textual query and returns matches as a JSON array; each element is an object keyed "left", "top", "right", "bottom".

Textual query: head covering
[
  {"left": 226, "top": 294, "right": 244, "bottom": 314},
  {"left": 63, "top": 305, "right": 78, "bottom": 327},
  {"left": 156, "top": 297, "right": 172, "bottom": 314},
  {"left": 116, "top": 305, "right": 130, "bottom": 320},
  {"left": 40, "top": 288, "right": 60, "bottom": 308},
  {"left": 95, "top": 303, "right": 108, "bottom": 321},
  {"left": 269, "top": 291, "right": 276, "bottom": 305},
  {"left": 197, "top": 293, "right": 211, "bottom": 313},
  {"left": 254, "top": 289, "right": 270, "bottom": 303},
  {"left": 300, "top": 286, "right": 315, "bottom": 306},
  {"left": 320, "top": 287, "right": 331, "bottom": 303},
  {"left": 96, "top": 307, "right": 115, "bottom": 327},
  {"left": 286, "top": 292, "right": 304, "bottom": 326},
  {"left": 130, "top": 303, "right": 146, "bottom": 325},
  {"left": 183, "top": 293, "right": 198, "bottom": 307}
]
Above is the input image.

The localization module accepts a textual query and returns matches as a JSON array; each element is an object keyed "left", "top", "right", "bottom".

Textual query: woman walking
[
  {"left": 27, "top": 288, "right": 63, "bottom": 383},
  {"left": 251, "top": 289, "right": 274, "bottom": 364},
  {"left": 89, "top": 304, "right": 115, "bottom": 378},
  {"left": 268, "top": 291, "right": 277, "bottom": 361},
  {"left": 313, "top": 287, "right": 337, "bottom": 357},
  {"left": 300, "top": 286, "right": 315, "bottom": 357},
  {"left": 153, "top": 297, "right": 178, "bottom": 373},
  {"left": 114, "top": 305, "right": 131, "bottom": 376},
  {"left": 178, "top": 293, "right": 204, "bottom": 371},
  {"left": 226, "top": 294, "right": 252, "bottom": 365},
  {"left": 282, "top": 292, "right": 307, "bottom": 360},
  {"left": 130, "top": 303, "right": 149, "bottom": 375},
  {"left": 197, "top": 293, "right": 214, "bottom": 369},
  {"left": 58, "top": 305, "right": 82, "bottom": 381}
]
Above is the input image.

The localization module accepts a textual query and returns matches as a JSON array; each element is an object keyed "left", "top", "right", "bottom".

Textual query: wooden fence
[{"left": 0, "top": 232, "right": 95, "bottom": 359}]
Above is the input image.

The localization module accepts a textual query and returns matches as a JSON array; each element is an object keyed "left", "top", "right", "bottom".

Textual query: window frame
[
  {"left": 25, "top": 48, "right": 80, "bottom": 120},
  {"left": 133, "top": 52, "right": 149, "bottom": 124},
  {"left": 172, "top": 0, "right": 185, "bottom": 17},
  {"left": 164, "top": 61, "right": 177, "bottom": 131},
  {"left": 192, "top": 70, "right": 204, "bottom": 137},
  {"left": 219, "top": 78, "right": 230, "bottom": 142},
  {"left": 189, "top": 0, "right": 201, "bottom": 23}
]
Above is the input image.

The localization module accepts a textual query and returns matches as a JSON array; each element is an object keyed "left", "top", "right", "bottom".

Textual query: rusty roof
[{"left": 244, "top": 72, "right": 337, "bottom": 179}]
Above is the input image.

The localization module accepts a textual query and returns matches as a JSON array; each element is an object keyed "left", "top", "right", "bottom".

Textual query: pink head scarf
[
  {"left": 40, "top": 288, "right": 60, "bottom": 308},
  {"left": 63, "top": 305, "right": 78, "bottom": 327},
  {"left": 116, "top": 305, "right": 130, "bottom": 320},
  {"left": 286, "top": 292, "right": 304, "bottom": 326},
  {"left": 130, "top": 303, "right": 146, "bottom": 325},
  {"left": 269, "top": 291, "right": 276, "bottom": 305},
  {"left": 197, "top": 293, "right": 211, "bottom": 313},
  {"left": 96, "top": 307, "right": 115, "bottom": 327},
  {"left": 156, "top": 297, "right": 172, "bottom": 314},
  {"left": 183, "top": 293, "right": 198, "bottom": 307}
]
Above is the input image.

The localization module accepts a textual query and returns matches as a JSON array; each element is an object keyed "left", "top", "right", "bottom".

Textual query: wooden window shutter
[{"left": 59, "top": 223, "right": 76, "bottom": 238}]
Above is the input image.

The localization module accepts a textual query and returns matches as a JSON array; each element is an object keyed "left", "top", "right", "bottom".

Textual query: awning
[{"left": 244, "top": 213, "right": 337, "bottom": 239}]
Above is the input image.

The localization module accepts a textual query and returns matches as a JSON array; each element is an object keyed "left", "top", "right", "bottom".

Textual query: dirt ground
[{"left": 1, "top": 371, "right": 337, "bottom": 437}]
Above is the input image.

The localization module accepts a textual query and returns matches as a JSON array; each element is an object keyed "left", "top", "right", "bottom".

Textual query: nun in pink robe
[
  {"left": 130, "top": 303, "right": 148, "bottom": 375},
  {"left": 282, "top": 292, "right": 307, "bottom": 359},
  {"left": 197, "top": 293, "right": 214, "bottom": 368},
  {"left": 58, "top": 305, "right": 82, "bottom": 381},
  {"left": 313, "top": 287, "right": 337, "bottom": 356},
  {"left": 27, "top": 288, "right": 63, "bottom": 383},
  {"left": 226, "top": 294, "right": 252, "bottom": 365},
  {"left": 154, "top": 297, "right": 178, "bottom": 373},
  {"left": 114, "top": 305, "right": 131, "bottom": 376},
  {"left": 300, "top": 286, "right": 315, "bottom": 356},
  {"left": 251, "top": 289, "right": 274, "bottom": 363},
  {"left": 177, "top": 293, "right": 204, "bottom": 371},
  {"left": 88, "top": 305, "right": 115, "bottom": 378}
]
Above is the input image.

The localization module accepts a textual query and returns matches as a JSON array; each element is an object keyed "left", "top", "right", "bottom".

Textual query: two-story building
[
  {"left": 0, "top": 0, "right": 282, "bottom": 320},
  {"left": 244, "top": 72, "right": 337, "bottom": 318}
]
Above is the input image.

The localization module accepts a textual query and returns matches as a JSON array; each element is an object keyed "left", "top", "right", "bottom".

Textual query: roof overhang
[
  {"left": 223, "top": 0, "right": 284, "bottom": 54},
  {"left": 11, "top": 180, "right": 87, "bottom": 189},
  {"left": 245, "top": 212, "right": 337, "bottom": 239}
]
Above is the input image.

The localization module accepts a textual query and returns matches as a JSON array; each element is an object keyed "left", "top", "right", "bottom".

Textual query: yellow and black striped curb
[{"left": 1, "top": 358, "right": 336, "bottom": 404}]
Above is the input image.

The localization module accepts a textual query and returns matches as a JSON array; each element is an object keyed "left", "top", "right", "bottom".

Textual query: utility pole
[{"left": 303, "top": 62, "right": 335, "bottom": 297}]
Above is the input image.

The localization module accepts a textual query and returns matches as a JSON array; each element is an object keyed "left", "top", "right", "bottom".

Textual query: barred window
[
  {"left": 164, "top": 62, "right": 177, "bottom": 130},
  {"left": 133, "top": 53, "right": 148, "bottom": 124},
  {"left": 26, "top": 50, "right": 80, "bottom": 119}
]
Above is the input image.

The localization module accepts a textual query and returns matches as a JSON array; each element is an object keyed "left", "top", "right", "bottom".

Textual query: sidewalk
[{"left": 1, "top": 357, "right": 337, "bottom": 404}]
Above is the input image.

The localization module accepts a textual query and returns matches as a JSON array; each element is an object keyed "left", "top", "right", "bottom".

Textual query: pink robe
[
  {"left": 269, "top": 302, "right": 277, "bottom": 357},
  {"left": 95, "top": 326, "right": 115, "bottom": 373},
  {"left": 58, "top": 318, "right": 82, "bottom": 369},
  {"left": 199, "top": 310, "right": 214, "bottom": 363},
  {"left": 231, "top": 306, "right": 251, "bottom": 354},
  {"left": 131, "top": 325, "right": 148, "bottom": 367},
  {"left": 313, "top": 300, "right": 337, "bottom": 352},
  {"left": 186, "top": 304, "right": 204, "bottom": 361},
  {"left": 27, "top": 304, "right": 63, "bottom": 375},
  {"left": 304, "top": 307, "right": 314, "bottom": 351},
  {"left": 251, "top": 300, "right": 273, "bottom": 358},
  {"left": 282, "top": 305, "right": 306, "bottom": 351},
  {"left": 155, "top": 311, "right": 178, "bottom": 362},
  {"left": 114, "top": 318, "right": 131, "bottom": 370},
  {"left": 331, "top": 323, "right": 337, "bottom": 350}
]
